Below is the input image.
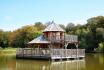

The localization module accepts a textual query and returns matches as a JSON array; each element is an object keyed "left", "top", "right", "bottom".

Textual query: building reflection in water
[{"left": 16, "top": 59, "right": 86, "bottom": 70}]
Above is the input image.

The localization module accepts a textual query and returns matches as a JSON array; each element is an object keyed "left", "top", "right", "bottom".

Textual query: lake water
[{"left": 0, "top": 54, "right": 104, "bottom": 70}]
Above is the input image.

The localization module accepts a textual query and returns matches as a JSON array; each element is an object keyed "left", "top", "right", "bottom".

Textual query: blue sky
[{"left": 0, "top": 0, "right": 104, "bottom": 31}]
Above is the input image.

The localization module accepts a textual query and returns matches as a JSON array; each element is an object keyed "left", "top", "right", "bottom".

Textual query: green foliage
[
  {"left": 59, "top": 24, "right": 66, "bottom": 30},
  {"left": 78, "top": 16, "right": 104, "bottom": 52},
  {"left": 0, "top": 16, "right": 104, "bottom": 53},
  {"left": 0, "top": 30, "right": 10, "bottom": 48},
  {"left": 65, "top": 16, "right": 104, "bottom": 52},
  {"left": 34, "top": 22, "right": 46, "bottom": 31},
  {"left": 0, "top": 30, "right": 3, "bottom": 47},
  {"left": 98, "top": 42, "right": 104, "bottom": 52},
  {"left": 0, "top": 22, "right": 44, "bottom": 48},
  {"left": 10, "top": 25, "right": 42, "bottom": 48},
  {"left": 66, "top": 23, "right": 75, "bottom": 34}
]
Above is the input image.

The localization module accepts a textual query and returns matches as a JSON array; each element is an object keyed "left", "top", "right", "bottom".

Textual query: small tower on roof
[
  {"left": 43, "top": 21, "right": 65, "bottom": 43},
  {"left": 43, "top": 21, "right": 64, "bottom": 32}
]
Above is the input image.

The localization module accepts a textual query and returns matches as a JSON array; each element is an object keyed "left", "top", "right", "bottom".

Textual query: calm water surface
[{"left": 0, "top": 54, "right": 104, "bottom": 70}]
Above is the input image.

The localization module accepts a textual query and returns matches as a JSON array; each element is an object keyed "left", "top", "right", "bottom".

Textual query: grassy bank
[{"left": 0, "top": 48, "right": 16, "bottom": 55}]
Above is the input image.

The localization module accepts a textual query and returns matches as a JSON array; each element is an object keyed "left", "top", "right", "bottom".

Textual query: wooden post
[
  {"left": 75, "top": 43, "right": 78, "bottom": 59},
  {"left": 31, "top": 48, "right": 32, "bottom": 57},
  {"left": 65, "top": 42, "right": 68, "bottom": 59},
  {"left": 48, "top": 44, "right": 52, "bottom": 61},
  {"left": 50, "top": 44, "right": 52, "bottom": 60},
  {"left": 22, "top": 48, "right": 24, "bottom": 57},
  {"left": 38, "top": 45, "right": 40, "bottom": 56}
]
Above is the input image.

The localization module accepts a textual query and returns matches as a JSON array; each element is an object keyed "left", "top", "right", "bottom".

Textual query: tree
[
  {"left": 2, "top": 32, "right": 10, "bottom": 48},
  {"left": 96, "top": 28, "right": 104, "bottom": 42},
  {"left": 84, "top": 16, "right": 104, "bottom": 52},
  {"left": 66, "top": 23, "right": 75, "bottom": 34},
  {"left": 0, "top": 30, "right": 3, "bottom": 47},
  {"left": 0, "top": 30, "right": 10, "bottom": 48},
  {"left": 10, "top": 25, "right": 42, "bottom": 48},
  {"left": 34, "top": 22, "right": 46, "bottom": 31},
  {"left": 59, "top": 24, "right": 65, "bottom": 30}
]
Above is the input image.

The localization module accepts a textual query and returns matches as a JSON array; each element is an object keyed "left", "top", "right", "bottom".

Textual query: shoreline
[{"left": 0, "top": 48, "right": 16, "bottom": 56}]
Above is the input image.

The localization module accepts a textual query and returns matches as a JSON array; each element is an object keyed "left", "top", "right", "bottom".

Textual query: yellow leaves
[
  {"left": 98, "top": 42, "right": 104, "bottom": 52},
  {"left": 96, "top": 28, "right": 104, "bottom": 33}
]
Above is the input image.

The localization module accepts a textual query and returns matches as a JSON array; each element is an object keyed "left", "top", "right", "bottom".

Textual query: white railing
[{"left": 16, "top": 48, "right": 85, "bottom": 59}]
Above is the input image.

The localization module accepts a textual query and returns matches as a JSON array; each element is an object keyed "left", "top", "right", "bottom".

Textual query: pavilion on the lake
[{"left": 16, "top": 21, "right": 85, "bottom": 60}]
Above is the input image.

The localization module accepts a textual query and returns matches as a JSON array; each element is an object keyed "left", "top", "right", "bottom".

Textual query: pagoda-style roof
[
  {"left": 28, "top": 35, "right": 50, "bottom": 44},
  {"left": 43, "top": 21, "right": 65, "bottom": 32}
]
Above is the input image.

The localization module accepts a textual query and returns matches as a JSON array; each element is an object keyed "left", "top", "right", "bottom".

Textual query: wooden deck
[{"left": 16, "top": 48, "right": 85, "bottom": 60}]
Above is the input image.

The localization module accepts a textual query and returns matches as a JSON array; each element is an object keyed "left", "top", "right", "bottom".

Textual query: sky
[{"left": 0, "top": 0, "right": 104, "bottom": 31}]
